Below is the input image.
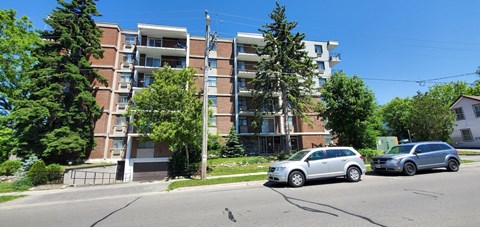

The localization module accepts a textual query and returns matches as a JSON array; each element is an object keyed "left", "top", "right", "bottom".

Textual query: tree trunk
[
  {"left": 184, "top": 143, "right": 190, "bottom": 174},
  {"left": 282, "top": 92, "right": 291, "bottom": 153}
]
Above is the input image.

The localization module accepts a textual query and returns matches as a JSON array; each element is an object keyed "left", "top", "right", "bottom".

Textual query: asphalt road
[{"left": 1, "top": 163, "right": 480, "bottom": 227}]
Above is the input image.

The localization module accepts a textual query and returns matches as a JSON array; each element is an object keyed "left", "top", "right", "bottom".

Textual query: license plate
[{"left": 374, "top": 164, "right": 382, "bottom": 169}]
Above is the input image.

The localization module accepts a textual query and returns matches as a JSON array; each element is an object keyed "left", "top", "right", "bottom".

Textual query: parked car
[
  {"left": 268, "top": 147, "right": 366, "bottom": 187},
  {"left": 371, "top": 141, "right": 461, "bottom": 176}
]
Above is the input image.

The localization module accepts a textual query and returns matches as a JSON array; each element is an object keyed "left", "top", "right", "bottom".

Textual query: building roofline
[{"left": 450, "top": 95, "right": 480, "bottom": 109}]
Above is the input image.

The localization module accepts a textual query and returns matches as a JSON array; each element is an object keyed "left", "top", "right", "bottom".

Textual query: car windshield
[
  {"left": 387, "top": 145, "right": 414, "bottom": 154},
  {"left": 288, "top": 150, "right": 311, "bottom": 161}
]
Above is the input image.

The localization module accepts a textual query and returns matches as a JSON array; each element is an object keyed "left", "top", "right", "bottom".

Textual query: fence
[{"left": 64, "top": 169, "right": 131, "bottom": 186}]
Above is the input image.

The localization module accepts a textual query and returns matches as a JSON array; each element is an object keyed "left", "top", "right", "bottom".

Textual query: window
[
  {"left": 326, "top": 149, "right": 345, "bottom": 158},
  {"left": 115, "top": 116, "right": 126, "bottom": 125},
  {"left": 125, "top": 34, "right": 136, "bottom": 45},
  {"left": 209, "top": 116, "right": 217, "bottom": 126},
  {"left": 317, "top": 61, "right": 325, "bottom": 71},
  {"left": 261, "top": 118, "right": 274, "bottom": 133},
  {"left": 239, "top": 117, "right": 247, "bottom": 126},
  {"left": 237, "top": 44, "right": 245, "bottom": 53},
  {"left": 238, "top": 61, "right": 246, "bottom": 70},
  {"left": 473, "top": 104, "right": 480, "bottom": 118},
  {"left": 144, "top": 74, "right": 153, "bottom": 86},
  {"left": 239, "top": 98, "right": 247, "bottom": 111},
  {"left": 287, "top": 116, "right": 294, "bottom": 126},
  {"left": 239, "top": 78, "right": 247, "bottom": 90},
  {"left": 112, "top": 138, "right": 124, "bottom": 149},
  {"left": 208, "top": 59, "right": 217, "bottom": 68},
  {"left": 314, "top": 45, "right": 323, "bottom": 55},
  {"left": 461, "top": 129, "right": 473, "bottom": 142},
  {"left": 120, "top": 73, "right": 131, "bottom": 83},
  {"left": 118, "top": 95, "right": 129, "bottom": 104},
  {"left": 208, "top": 96, "right": 217, "bottom": 107},
  {"left": 207, "top": 77, "right": 217, "bottom": 87},
  {"left": 309, "top": 151, "right": 325, "bottom": 161},
  {"left": 342, "top": 149, "right": 356, "bottom": 156},
  {"left": 415, "top": 145, "right": 429, "bottom": 153},
  {"left": 138, "top": 140, "right": 154, "bottom": 149},
  {"left": 146, "top": 57, "right": 161, "bottom": 67},
  {"left": 148, "top": 38, "right": 162, "bottom": 47},
  {"left": 318, "top": 78, "right": 326, "bottom": 87},
  {"left": 453, "top": 108, "right": 465, "bottom": 121},
  {"left": 122, "top": 53, "right": 133, "bottom": 64}
]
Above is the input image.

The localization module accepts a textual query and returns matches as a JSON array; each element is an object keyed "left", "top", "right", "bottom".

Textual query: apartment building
[{"left": 90, "top": 22, "right": 340, "bottom": 181}]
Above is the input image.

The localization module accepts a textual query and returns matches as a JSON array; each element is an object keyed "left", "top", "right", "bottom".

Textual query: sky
[{"left": 2, "top": 0, "right": 480, "bottom": 104}]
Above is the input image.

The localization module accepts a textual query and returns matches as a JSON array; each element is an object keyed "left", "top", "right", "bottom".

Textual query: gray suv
[
  {"left": 268, "top": 147, "right": 366, "bottom": 187},
  {"left": 371, "top": 141, "right": 460, "bottom": 176}
]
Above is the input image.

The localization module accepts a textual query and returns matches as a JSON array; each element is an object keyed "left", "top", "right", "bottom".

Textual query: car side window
[
  {"left": 326, "top": 149, "right": 345, "bottom": 158},
  {"left": 415, "top": 145, "right": 429, "bottom": 153},
  {"left": 437, "top": 143, "right": 452, "bottom": 150},
  {"left": 342, "top": 149, "right": 356, "bottom": 156},
  {"left": 309, "top": 151, "right": 325, "bottom": 160},
  {"left": 427, "top": 144, "right": 442, "bottom": 152}
]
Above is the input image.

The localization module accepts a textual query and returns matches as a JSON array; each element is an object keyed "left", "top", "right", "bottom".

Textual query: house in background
[{"left": 450, "top": 95, "right": 480, "bottom": 148}]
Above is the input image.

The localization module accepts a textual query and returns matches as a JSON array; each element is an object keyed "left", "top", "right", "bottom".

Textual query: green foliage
[
  {"left": 358, "top": 148, "right": 384, "bottom": 163},
  {"left": 9, "top": 0, "right": 105, "bottom": 163},
  {"left": 0, "top": 9, "right": 42, "bottom": 115},
  {"left": 320, "top": 71, "right": 376, "bottom": 148},
  {"left": 221, "top": 127, "right": 245, "bottom": 158},
  {"left": 0, "top": 122, "right": 14, "bottom": 163},
  {"left": 208, "top": 133, "right": 223, "bottom": 158},
  {"left": 129, "top": 66, "right": 203, "bottom": 177},
  {"left": 46, "top": 164, "right": 63, "bottom": 181},
  {"left": 0, "top": 160, "right": 22, "bottom": 176},
  {"left": 408, "top": 92, "right": 455, "bottom": 142},
  {"left": 428, "top": 81, "right": 480, "bottom": 108},
  {"left": 276, "top": 152, "right": 291, "bottom": 161},
  {"left": 27, "top": 160, "right": 48, "bottom": 186},
  {"left": 0, "top": 195, "right": 27, "bottom": 203},
  {"left": 381, "top": 97, "right": 412, "bottom": 139},
  {"left": 253, "top": 2, "right": 319, "bottom": 152},
  {"left": 12, "top": 177, "right": 32, "bottom": 191},
  {"left": 167, "top": 174, "right": 267, "bottom": 191},
  {"left": 19, "top": 154, "right": 39, "bottom": 175}
]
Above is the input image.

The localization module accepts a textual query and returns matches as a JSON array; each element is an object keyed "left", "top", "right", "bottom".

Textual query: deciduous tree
[
  {"left": 320, "top": 71, "right": 376, "bottom": 148},
  {"left": 381, "top": 97, "right": 412, "bottom": 139},
  {"left": 128, "top": 66, "right": 203, "bottom": 176}
]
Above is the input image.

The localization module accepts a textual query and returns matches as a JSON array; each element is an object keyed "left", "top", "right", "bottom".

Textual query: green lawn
[
  {"left": 0, "top": 195, "right": 27, "bottom": 203},
  {"left": 208, "top": 156, "right": 275, "bottom": 176},
  {"left": 168, "top": 174, "right": 267, "bottom": 191},
  {"left": 0, "top": 182, "right": 15, "bottom": 193},
  {"left": 462, "top": 159, "right": 474, "bottom": 164},
  {"left": 458, "top": 150, "right": 480, "bottom": 155}
]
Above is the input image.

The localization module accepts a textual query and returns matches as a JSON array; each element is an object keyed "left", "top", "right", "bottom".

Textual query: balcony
[
  {"left": 136, "top": 56, "right": 186, "bottom": 73},
  {"left": 329, "top": 53, "right": 341, "bottom": 67},
  {"left": 327, "top": 40, "right": 339, "bottom": 51},
  {"left": 237, "top": 69, "right": 257, "bottom": 78},
  {"left": 137, "top": 38, "right": 187, "bottom": 57}
]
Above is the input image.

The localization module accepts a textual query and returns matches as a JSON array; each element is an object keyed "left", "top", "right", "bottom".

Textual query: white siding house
[{"left": 450, "top": 95, "right": 480, "bottom": 148}]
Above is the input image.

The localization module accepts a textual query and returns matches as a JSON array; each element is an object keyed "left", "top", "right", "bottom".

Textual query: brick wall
[
  {"left": 217, "top": 115, "right": 234, "bottom": 134},
  {"left": 299, "top": 135, "right": 326, "bottom": 149},
  {"left": 90, "top": 137, "right": 106, "bottom": 159}
]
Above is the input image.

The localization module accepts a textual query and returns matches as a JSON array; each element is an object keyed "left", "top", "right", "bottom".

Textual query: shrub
[
  {"left": 0, "top": 160, "right": 22, "bottom": 176},
  {"left": 277, "top": 153, "right": 291, "bottom": 161},
  {"left": 358, "top": 148, "right": 384, "bottom": 162},
  {"left": 12, "top": 177, "right": 33, "bottom": 191},
  {"left": 46, "top": 164, "right": 64, "bottom": 182},
  {"left": 27, "top": 161, "right": 48, "bottom": 186},
  {"left": 19, "top": 155, "right": 39, "bottom": 175}
]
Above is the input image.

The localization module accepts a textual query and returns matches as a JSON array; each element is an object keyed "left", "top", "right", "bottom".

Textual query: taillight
[
  {"left": 360, "top": 155, "right": 364, "bottom": 161},
  {"left": 455, "top": 149, "right": 458, "bottom": 155}
]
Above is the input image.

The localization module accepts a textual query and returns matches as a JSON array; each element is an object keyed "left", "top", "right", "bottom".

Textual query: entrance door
[{"left": 259, "top": 137, "right": 274, "bottom": 155}]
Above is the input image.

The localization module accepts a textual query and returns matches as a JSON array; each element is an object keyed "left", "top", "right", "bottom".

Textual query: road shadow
[
  {"left": 263, "top": 177, "right": 354, "bottom": 188},
  {"left": 367, "top": 168, "right": 448, "bottom": 177}
]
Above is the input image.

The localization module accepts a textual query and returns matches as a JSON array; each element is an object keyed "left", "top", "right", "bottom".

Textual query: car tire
[
  {"left": 346, "top": 166, "right": 361, "bottom": 182},
  {"left": 446, "top": 159, "right": 459, "bottom": 172},
  {"left": 402, "top": 162, "right": 416, "bottom": 176},
  {"left": 288, "top": 171, "right": 305, "bottom": 187}
]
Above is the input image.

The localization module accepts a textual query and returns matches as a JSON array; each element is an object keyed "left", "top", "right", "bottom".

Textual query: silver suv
[
  {"left": 268, "top": 147, "right": 366, "bottom": 187},
  {"left": 371, "top": 141, "right": 461, "bottom": 176}
]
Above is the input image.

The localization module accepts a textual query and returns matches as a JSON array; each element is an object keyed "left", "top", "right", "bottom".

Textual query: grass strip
[
  {"left": 0, "top": 195, "right": 27, "bottom": 204},
  {"left": 461, "top": 159, "right": 474, "bottom": 164},
  {"left": 168, "top": 174, "right": 267, "bottom": 191},
  {"left": 458, "top": 150, "right": 480, "bottom": 155},
  {"left": 0, "top": 182, "right": 15, "bottom": 193},
  {"left": 209, "top": 164, "right": 269, "bottom": 176}
]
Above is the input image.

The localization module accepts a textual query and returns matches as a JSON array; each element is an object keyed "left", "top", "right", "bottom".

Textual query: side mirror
[
  {"left": 305, "top": 158, "right": 310, "bottom": 162},
  {"left": 413, "top": 150, "right": 421, "bottom": 155}
]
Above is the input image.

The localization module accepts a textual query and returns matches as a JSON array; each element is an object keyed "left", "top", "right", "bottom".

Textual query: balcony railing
[{"left": 330, "top": 53, "right": 341, "bottom": 60}]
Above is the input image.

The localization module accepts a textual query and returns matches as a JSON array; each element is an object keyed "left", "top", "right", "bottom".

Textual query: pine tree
[
  {"left": 9, "top": 0, "right": 105, "bottom": 163},
  {"left": 254, "top": 2, "right": 318, "bottom": 153},
  {"left": 221, "top": 127, "right": 245, "bottom": 158}
]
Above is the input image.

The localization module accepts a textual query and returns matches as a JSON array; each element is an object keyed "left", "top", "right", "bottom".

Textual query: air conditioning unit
[
  {"left": 117, "top": 104, "right": 127, "bottom": 111},
  {"left": 239, "top": 106, "right": 247, "bottom": 111},
  {"left": 111, "top": 149, "right": 124, "bottom": 158},
  {"left": 289, "top": 126, "right": 295, "bottom": 133},
  {"left": 123, "top": 62, "right": 130, "bottom": 68},
  {"left": 119, "top": 82, "right": 130, "bottom": 90},
  {"left": 114, "top": 125, "right": 127, "bottom": 134}
]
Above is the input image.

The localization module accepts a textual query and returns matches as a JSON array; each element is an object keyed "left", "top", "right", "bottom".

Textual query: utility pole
[{"left": 201, "top": 11, "right": 211, "bottom": 180}]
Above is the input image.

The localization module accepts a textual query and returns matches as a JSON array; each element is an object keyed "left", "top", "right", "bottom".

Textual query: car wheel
[
  {"left": 346, "top": 166, "right": 361, "bottom": 182},
  {"left": 288, "top": 171, "right": 305, "bottom": 187},
  {"left": 446, "top": 159, "right": 459, "bottom": 172},
  {"left": 402, "top": 162, "right": 416, "bottom": 176}
]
